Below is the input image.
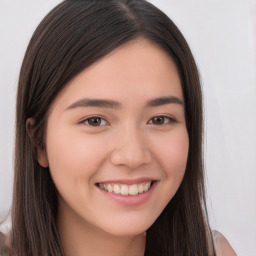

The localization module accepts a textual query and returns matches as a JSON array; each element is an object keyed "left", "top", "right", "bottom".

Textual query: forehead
[{"left": 50, "top": 38, "right": 183, "bottom": 111}]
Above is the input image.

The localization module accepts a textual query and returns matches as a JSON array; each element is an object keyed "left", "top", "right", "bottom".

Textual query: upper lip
[{"left": 96, "top": 177, "right": 158, "bottom": 185}]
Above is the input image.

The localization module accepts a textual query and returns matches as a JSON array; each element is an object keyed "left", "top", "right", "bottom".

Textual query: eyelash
[
  {"left": 80, "top": 116, "right": 109, "bottom": 127},
  {"left": 80, "top": 115, "right": 176, "bottom": 127},
  {"left": 147, "top": 115, "right": 177, "bottom": 125}
]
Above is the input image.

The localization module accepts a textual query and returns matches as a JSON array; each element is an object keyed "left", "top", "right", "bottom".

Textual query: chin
[{"left": 95, "top": 214, "right": 156, "bottom": 238}]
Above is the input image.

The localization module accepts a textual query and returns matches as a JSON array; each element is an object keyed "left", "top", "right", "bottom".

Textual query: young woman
[{"left": 0, "top": 0, "right": 236, "bottom": 255}]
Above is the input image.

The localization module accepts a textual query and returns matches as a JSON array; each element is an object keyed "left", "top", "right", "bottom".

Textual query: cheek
[
  {"left": 154, "top": 128, "right": 189, "bottom": 171},
  {"left": 151, "top": 128, "right": 189, "bottom": 192},
  {"left": 143, "top": 128, "right": 189, "bottom": 219},
  {"left": 45, "top": 126, "right": 108, "bottom": 187}
]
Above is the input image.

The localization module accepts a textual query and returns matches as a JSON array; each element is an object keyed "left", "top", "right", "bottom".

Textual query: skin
[
  {"left": 30, "top": 38, "right": 237, "bottom": 256},
  {"left": 213, "top": 231, "right": 237, "bottom": 256},
  {"left": 36, "top": 38, "right": 189, "bottom": 256}
]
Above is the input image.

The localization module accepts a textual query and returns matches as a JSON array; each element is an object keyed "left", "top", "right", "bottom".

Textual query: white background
[{"left": 0, "top": 0, "right": 255, "bottom": 255}]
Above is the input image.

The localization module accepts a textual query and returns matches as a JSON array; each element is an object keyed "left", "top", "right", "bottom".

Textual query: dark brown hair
[{"left": 9, "top": 0, "right": 215, "bottom": 255}]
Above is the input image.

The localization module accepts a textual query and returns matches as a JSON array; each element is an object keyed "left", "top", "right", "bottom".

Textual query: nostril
[{"left": 110, "top": 147, "right": 151, "bottom": 168}]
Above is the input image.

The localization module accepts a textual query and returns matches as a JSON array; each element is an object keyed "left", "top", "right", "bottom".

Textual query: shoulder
[
  {"left": 0, "top": 232, "right": 6, "bottom": 255},
  {"left": 0, "top": 232, "right": 11, "bottom": 256},
  {"left": 213, "top": 230, "right": 237, "bottom": 256}
]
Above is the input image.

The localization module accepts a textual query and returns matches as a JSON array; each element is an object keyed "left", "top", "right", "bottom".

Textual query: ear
[{"left": 26, "top": 118, "right": 49, "bottom": 168}]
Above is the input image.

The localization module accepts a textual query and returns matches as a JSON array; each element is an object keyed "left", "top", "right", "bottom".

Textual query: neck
[{"left": 57, "top": 203, "right": 146, "bottom": 256}]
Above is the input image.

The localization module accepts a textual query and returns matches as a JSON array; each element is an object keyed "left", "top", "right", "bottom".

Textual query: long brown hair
[{"left": 9, "top": 0, "right": 215, "bottom": 255}]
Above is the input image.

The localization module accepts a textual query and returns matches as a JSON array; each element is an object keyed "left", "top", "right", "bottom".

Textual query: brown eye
[
  {"left": 149, "top": 116, "right": 176, "bottom": 125},
  {"left": 152, "top": 116, "right": 165, "bottom": 125},
  {"left": 84, "top": 117, "right": 108, "bottom": 127}
]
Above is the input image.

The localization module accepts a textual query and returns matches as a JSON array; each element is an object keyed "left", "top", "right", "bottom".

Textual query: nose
[{"left": 110, "top": 125, "right": 152, "bottom": 169}]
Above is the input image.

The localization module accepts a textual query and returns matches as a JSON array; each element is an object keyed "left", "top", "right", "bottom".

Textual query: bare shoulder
[
  {"left": 212, "top": 230, "right": 237, "bottom": 256},
  {"left": 0, "top": 231, "right": 11, "bottom": 256}
]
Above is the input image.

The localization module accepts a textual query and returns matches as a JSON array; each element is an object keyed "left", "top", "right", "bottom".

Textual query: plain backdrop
[{"left": 0, "top": 0, "right": 255, "bottom": 255}]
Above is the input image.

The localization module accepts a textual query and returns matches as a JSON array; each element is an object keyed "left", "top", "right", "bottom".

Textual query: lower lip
[{"left": 97, "top": 182, "right": 157, "bottom": 206}]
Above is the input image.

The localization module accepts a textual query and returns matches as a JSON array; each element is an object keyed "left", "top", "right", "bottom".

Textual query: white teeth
[
  {"left": 138, "top": 184, "right": 144, "bottom": 194},
  {"left": 120, "top": 185, "right": 129, "bottom": 195},
  {"left": 98, "top": 181, "right": 153, "bottom": 196},
  {"left": 113, "top": 184, "right": 120, "bottom": 194},
  {"left": 143, "top": 182, "right": 150, "bottom": 192},
  {"left": 129, "top": 184, "right": 139, "bottom": 196},
  {"left": 107, "top": 184, "right": 113, "bottom": 193}
]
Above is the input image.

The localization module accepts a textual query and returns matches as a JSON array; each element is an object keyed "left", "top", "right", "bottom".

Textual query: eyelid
[
  {"left": 78, "top": 114, "right": 176, "bottom": 127},
  {"left": 79, "top": 115, "right": 109, "bottom": 126},
  {"left": 147, "top": 115, "right": 177, "bottom": 125}
]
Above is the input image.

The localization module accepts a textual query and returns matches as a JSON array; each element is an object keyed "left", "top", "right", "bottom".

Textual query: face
[{"left": 38, "top": 39, "right": 189, "bottom": 237}]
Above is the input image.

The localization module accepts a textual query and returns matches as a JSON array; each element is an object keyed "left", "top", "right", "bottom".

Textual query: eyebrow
[
  {"left": 66, "top": 96, "right": 183, "bottom": 110},
  {"left": 66, "top": 99, "right": 122, "bottom": 110},
  {"left": 146, "top": 96, "right": 183, "bottom": 107}
]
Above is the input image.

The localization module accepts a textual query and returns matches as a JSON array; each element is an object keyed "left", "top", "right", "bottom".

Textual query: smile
[{"left": 97, "top": 181, "right": 153, "bottom": 196}]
